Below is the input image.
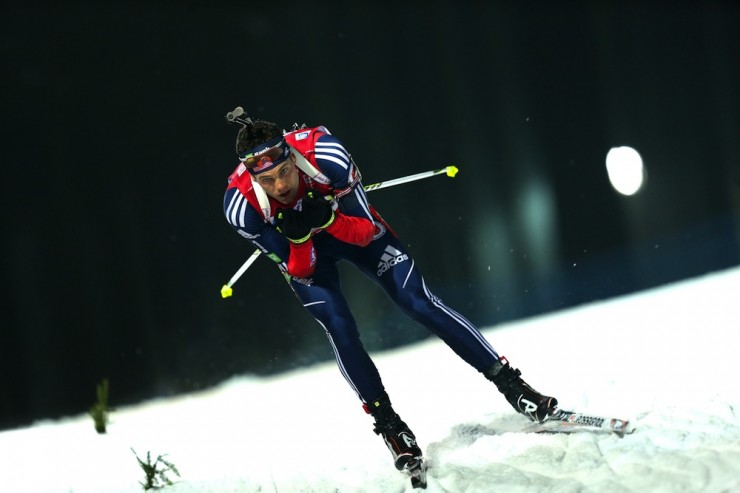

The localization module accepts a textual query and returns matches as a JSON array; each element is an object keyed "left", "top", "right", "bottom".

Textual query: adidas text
[{"left": 377, "top": 246, "right": 409, "bottom": 277}]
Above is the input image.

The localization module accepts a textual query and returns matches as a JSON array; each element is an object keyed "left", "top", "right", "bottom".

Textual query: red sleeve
[
  {"left": 325, "top": 211, "right": 374, "bottom": 247},
  {"left": 286, "top": 239, "right": 317, "bottom": 278}
]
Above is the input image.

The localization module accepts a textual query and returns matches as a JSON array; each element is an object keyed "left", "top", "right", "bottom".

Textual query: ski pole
[
  {"left": 220, "top": 165, "right": 459, "bottom": 298},
  {"left": 362, "top": 165, "right": 458, "bottom": 191},
  {"left": 220, "top": 249, "right": 262, "bottom": 299}
]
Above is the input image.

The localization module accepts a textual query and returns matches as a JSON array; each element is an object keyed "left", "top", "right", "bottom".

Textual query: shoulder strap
[
  {"left": 290, "top": 147, "right": 331, "bottom": 186},
  {"left": 251, "top": 177, "right": 273, "bottom": 220},
  {"left": 226, "top": 162, "right": 275, "bottom": 222},
  {"left": 285, "top": 127, "right": 332, "bottom": 186}
]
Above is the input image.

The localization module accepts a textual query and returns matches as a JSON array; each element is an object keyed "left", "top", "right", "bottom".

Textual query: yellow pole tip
[
  {"left": 220, "top": 285, "right": 233, "bottom": 298},
  {"left": 446, "top": 166, "right": 459, "bottom": 178}
]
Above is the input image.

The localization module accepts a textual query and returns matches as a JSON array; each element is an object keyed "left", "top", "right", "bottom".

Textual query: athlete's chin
[{"left": 275, "top": 191, "right": 296, "bottom": 205}]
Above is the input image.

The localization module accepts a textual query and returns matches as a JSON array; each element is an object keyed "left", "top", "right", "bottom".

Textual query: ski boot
[
  {"left": 485, "top": 356, "right": 558, "bottom": 423},
  {"left": 364, "top": 393, "right": 423, "bottom": 471}
]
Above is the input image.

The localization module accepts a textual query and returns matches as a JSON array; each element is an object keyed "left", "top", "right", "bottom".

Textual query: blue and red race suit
[{"left": 224, "top": 126, "right": 500, "bottom": 403}]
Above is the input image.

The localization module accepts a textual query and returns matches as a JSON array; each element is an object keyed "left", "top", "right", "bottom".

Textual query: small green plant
[
  {"left": 132, "top": 448, "right": 181, "bottom": 490},
  {"left": 89, "top": 378, "right": 111, "bottom": 434}
]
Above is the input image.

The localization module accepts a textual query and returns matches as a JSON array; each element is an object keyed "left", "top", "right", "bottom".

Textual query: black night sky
[{"left": 2, "top": 2, "right": 739, "bottom": 430}]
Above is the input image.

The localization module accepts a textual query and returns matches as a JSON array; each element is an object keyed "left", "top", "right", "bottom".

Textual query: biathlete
[{"left": 222, "top": 109, "right": 559, "bottom": 477}]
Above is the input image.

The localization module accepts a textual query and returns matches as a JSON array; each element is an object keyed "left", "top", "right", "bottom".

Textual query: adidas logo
[{"left": 377, "top": 245, "right": 409, "bottom": 277}]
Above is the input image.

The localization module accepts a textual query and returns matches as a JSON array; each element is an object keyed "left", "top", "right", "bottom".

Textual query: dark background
[{"left": 2, "top": 1, "right": 739, "bottom": 430}]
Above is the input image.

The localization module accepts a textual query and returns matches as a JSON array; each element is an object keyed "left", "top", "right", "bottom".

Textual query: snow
[{"left": 2, "top": 267, "right": 740, "bottom": 493}]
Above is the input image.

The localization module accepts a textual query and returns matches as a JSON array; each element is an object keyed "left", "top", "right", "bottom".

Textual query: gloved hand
[
  {"left": 275, "top": 190, "right": 336, "bottom": 244},
  {"left": 275, "top": 208, "right": 312, "bottom": 244},
  {"left": 300, "top": 190, "right": 335, "bottom": 229}
]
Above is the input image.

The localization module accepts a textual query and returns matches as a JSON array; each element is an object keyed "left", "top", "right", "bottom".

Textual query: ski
[
  {"left": 406, "top": 457, "right": 428, "bottom": 489},
  {"left": 526, "top": 409, "right": 634, "bottom": 437}
]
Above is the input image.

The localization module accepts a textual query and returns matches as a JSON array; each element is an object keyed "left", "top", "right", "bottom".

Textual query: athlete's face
[{"left": 254, "top": 155, "right": 300, "bottom": 205}]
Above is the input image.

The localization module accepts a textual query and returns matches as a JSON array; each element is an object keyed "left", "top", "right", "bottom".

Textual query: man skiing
[{"left": 222, "top": 110, "right": 558, "bottom": 480}]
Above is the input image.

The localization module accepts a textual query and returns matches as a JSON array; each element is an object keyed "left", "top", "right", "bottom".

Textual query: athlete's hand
[
  {"left": 300, "top": 190, "right": 335, "bottom": 230},
  {"left": 275, "top": 191, "right": 335, "bottom": 243},
  {"left": 275, "top": 208, "right": 312, "bottom": 244}
]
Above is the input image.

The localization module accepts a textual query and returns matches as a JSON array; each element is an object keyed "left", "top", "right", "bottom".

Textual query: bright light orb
[{"left": 606, "top": 146, "right": 645, "bottom": 196}]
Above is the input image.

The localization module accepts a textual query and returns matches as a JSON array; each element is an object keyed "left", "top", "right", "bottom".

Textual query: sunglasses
[{"left": 239, "top": 138, "right": 291, "bottom": 173}]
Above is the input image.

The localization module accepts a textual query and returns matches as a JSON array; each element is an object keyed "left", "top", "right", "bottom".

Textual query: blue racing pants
[{"left": 289, "top": 228, "right": 500, "bottom": 403}]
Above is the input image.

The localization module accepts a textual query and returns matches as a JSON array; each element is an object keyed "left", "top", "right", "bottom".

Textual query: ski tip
[
  {"left": 606, "top": 417, "right": 634, "bottom": 437},
  {"left": 615, "top": 420, "right": 636, "bottom": 437},
  {"left": 445, "top": 165, "right": 459, "bottom": 178}
]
